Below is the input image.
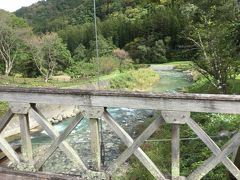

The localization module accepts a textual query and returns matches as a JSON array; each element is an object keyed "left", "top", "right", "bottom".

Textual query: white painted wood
[
  {"left": 103, "top": 110, "right": 166, "bottom": 180},
  {"left": 89, "top": 118, "right": 101, "bottom": 170},
  {"left": 172, "top": 124, "right": 180, "bottom": 179},
  {"left": 186, "top": 117, "right": 240, "bottom": 179},
  {"left": 107, "top": 117, "right": 163, "bottom": 174},
  {"left": 233, "top": 146, "right": 238, "bottom": 161},
  {"left": 79, "top": 107, "right": 104, "bottom": 119},
  {"left": 9, "top": 103, "right": 30, "bottom": 114},
  {"left": 19, "top": 114, "right": 33, "bottom": 161},
  {"left": 187, "top": 133, "right": 240, "bottom": 180},
  {"left": 0, "top": 88, "right": 239, "bottom": 178},
  {"left": 0, "top": 91, "right": 240, "bottom": 113},
  {"left": 0, "top": 135, "right": 20, "bottom": 163},
  {"left": 162, "top": 111, "right": 189, "bottom": 124},
  {"left": 35, "top": 113, "right": 84, "bottom": 170},
  {"left": 29, "top": 107, "right": 87, "bottom": 171},
  {"left": 0, "top": 109, "right": 14, "bottom": 133}
]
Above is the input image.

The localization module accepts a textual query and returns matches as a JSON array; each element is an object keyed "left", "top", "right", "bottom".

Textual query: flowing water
[
  {"left": 30, "top": 67, "right": 192, "bottom": 174},
  {"left": 151, "top": 64, "right": 192, "bottom": 93}
]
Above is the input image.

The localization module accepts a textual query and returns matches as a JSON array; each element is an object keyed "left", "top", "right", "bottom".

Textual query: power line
[{"left": 145, "top": 134, "right": 235, "bottom": 142}]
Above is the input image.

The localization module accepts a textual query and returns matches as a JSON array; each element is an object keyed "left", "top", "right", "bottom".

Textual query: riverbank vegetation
[{"left": 110, "top": 68, "right": 159, "bottom": 91}]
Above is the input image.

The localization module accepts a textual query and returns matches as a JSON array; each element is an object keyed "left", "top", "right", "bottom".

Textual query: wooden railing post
[
  {"left": 79, "top": 106, "right": 104, "bottom": 171},
  {"left": 10, "top": 103, "right": 32, "bottom": 162},
  {"left": 89, "top": 118, "right": 101, "bottom": 170},
  {"left": 230, "top": 145, "right": 240, "bottom": 179},
  {"left": 162, "top": 111, "right": 190, "bottom": 180},
  {"left": 19, "top": 114, "right": 32, "bottom": 161},
  {"left": 234, "top": 147, "right": 240, "bottom": 172},
  {"left": 172, "top": 124, "right": 180, "bottom": 179}
]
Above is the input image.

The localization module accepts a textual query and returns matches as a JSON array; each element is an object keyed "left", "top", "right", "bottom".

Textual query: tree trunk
[
  {"left": 217, "top": 78, "right": 228, "bottom": 94},
  {"left": 44, "top": 75, "right": 49, "bottom": 83},
  {"left": 219, "top": 86, "right": 227, "bottom": 94},
  {"left": 5, "top": 67, "right": 11, "bottom": 77},
  {"left": 44, "top": 72, "right": 49, "bottom": 82},
  {"left": 119, "top": 59, "right": 123, "bottom": 73},
  {"left": 4, "top": 71, "right": 9, "bottom": 77},
  {"left": 5, "top": 62, "right": 13, "bottom": 77},
  {"left": 44, "top": 70, "right": 53, "bottom": 82}
]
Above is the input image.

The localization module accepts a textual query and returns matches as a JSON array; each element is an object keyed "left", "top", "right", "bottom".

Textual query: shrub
[
  {"left": 66, "top": 62, "right": 97, "bottom": 78},
  {"left": 110, "top": 68, "right": 159, "bottom": 91},
  {"left": 99, "top": 56, "right": 119, "bottom": 74}
]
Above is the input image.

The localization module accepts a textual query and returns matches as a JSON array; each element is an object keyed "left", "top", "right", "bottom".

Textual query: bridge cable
[{"left": 93, "top": 0, "right": 106, "bottom": 167}]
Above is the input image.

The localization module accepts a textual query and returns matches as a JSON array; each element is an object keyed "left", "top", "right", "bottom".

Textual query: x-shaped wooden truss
[
  {"left": 0, "top": 109, "right": 20, "bottom": 163},
  {"left": 102, "top": 110, "right": 167, "bottom": 179},
  {"left": 102, "top": 110, "right": 240, "bottom": 180},
  {"left": 0, "top": 104, "right": 106, "bottom": 178},
  {"left": 0, "top": 104, "right": 239, "bottom": 180},
  {"left": 185, "top": 117, "right": 240, "bottom": 180}
]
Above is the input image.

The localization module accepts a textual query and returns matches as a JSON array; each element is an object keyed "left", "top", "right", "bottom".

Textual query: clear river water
[{"left": 30, "top": 68, "right": 193, "bottom": 174}]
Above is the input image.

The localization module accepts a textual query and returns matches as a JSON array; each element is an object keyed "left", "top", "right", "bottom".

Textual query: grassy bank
[
  {"left": 0, "top": 69, "right": 128, "bottom": 88},
  {"left": 0, "top": 75, "right": 97, "bottom": 88},
  {"left": 110, "top": 68, "right": 159, "bottom": 91},
  {"left": 189, "top": 78, "right": 240, "bottom": 94}
]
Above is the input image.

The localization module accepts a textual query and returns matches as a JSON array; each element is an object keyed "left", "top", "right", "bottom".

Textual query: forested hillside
[
  {"left": 15, "top": 0, "right": 187, "bottom": 63},
  {"left": 16, "top": 0, "right": 141, "bottom": 32},
  {"left": 15, "top": 0, "right": 240, "bottom": 66},
  {"left": 0, "top": 0, "right": 237, "bottom": 94}
]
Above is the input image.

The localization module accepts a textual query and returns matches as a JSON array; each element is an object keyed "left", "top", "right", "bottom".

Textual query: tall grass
[{"left": 110, "top": 68, "right": 159, "bottom": 91}]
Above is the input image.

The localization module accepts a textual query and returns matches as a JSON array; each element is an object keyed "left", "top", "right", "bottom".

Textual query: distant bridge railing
[{"left": 0, "top": 87, "right": 239, "bottom": 180}]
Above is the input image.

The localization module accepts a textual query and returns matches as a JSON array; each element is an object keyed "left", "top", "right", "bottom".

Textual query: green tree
[
  {"left": 152, "top": 40, "right": 167, "bottom": 63},
  {"left": 29, "top": 33, "right": 73, "bottom": 82},
  {"left": 185, "top": 0, "right": 240, "bottom": 94},
  {"left": 113, "top": 48, "right": 132, "bottom": 72},
  {"left": 89, "top": 35, "right": 115, "bottom": 58},
  {"left": 73, "top": 44, "right": 87, "bottom": 62},
  {"left": 0, "top": 11, "right": 30, "bottom": 76}
]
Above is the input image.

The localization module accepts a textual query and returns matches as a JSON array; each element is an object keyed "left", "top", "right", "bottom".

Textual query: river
[{"left": 31, "top": 66, "right": 192, "bottom": 175}]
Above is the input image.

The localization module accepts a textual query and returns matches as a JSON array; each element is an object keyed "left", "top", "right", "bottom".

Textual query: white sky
[{"left": 0, "top": 0, "right": 40, "bottom": 12}]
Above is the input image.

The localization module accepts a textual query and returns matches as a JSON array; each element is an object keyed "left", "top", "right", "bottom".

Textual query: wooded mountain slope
[{"left": 15, "top": 0, "right": 141, "bottom": 33}]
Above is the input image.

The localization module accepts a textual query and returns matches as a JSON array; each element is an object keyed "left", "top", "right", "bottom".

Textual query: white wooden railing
[{"left": 0, "top": 87, "right": 239, "bottom": 179}]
